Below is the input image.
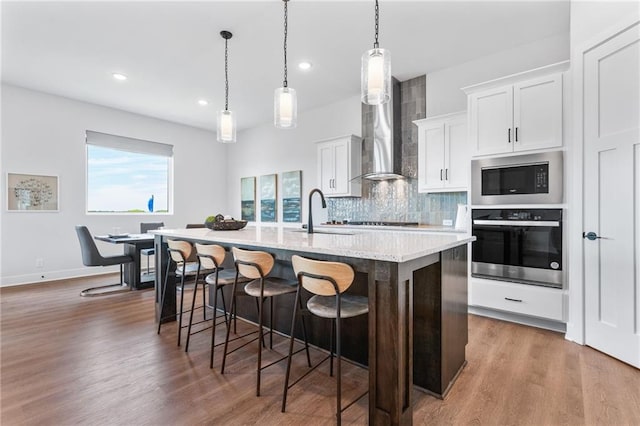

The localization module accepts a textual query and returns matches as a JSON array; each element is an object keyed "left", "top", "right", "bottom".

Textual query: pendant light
[
  {"left": 361, "top": 0, "right": 391, "bottom": 105},
  {"left": 217, "top": 30, "right": 236, "bottom": 143},
  {"left": 274, "top": 0, "right": 297, "bottom": 129}
]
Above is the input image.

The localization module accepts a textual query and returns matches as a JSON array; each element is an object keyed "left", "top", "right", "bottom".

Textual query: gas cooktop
[{"left": 341, "top": 221, "right": 419, "bottom": 227}]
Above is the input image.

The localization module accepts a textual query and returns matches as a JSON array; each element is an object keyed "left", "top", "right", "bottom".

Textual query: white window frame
[{"left": 85, "top": 130, "right": 174, "bottom": 215}]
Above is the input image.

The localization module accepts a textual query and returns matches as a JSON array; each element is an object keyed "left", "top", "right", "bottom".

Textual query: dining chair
[
  {"left": 282, "top": 255, "right": 369, "bottom": 426},
  {"left": 75, "top": 225, "right": 134, "bottom": 297},
  {"left": 140, "top": 222, "right": 164, "bottom": 274}
]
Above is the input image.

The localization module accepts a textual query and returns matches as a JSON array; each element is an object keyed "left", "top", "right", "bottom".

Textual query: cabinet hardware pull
[
  {"left": 508, "top": 128, "right": 511, "bottom": 143},
  {"left": 440, "top": 169, "right": 443, "bottom": 181},
  {"left": 505, "top": 297, "right": 523, "bottom": 302},
  {"left": 445, "top": 168, "right": 449, "bottom": 180},
  {"left": 515, "top": 127, "right": 518, "bottom": 142}
]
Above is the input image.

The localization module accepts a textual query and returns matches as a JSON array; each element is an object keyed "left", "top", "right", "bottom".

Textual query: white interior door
[{"left": 583, "top": 21, "right": 640, "bottom": 368}]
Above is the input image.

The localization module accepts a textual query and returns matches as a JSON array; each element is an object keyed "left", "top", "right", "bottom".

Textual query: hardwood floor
[{"left": 1, "top": 274, "right": 639, "bottom": 425}]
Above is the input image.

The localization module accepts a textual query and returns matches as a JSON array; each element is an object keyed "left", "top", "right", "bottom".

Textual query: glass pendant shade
[
  {"left": 361, "top": 47, "right": 391, "bottom": 105},
  {"left": 274, "top": 87, "right": 297, "bottom": 129},
  {"left": 217, "top": 109, "right": 236, "bottom": 143}
]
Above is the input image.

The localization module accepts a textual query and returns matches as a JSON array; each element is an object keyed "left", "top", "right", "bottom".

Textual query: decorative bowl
[{"left": 206, "top": 220, "right": 248, "bottom": 231}]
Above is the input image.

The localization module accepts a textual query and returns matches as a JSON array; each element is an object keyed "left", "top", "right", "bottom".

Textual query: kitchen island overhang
[{"left": 152, "top": 226, "right": 474, "bottom": 426}]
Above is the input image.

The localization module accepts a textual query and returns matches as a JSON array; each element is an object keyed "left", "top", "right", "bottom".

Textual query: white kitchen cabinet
[
  {"left": 316, "top": 135, "right": 361, "bottom": 197},
  {"left": 415, "top": 112, "right": 468, "bottom": 193},
  {"left": 464, "top": 62, "right": 567, "bottom": 157},
  {"left": 470, "top": 277, "right": 564, "bottom": 322}
]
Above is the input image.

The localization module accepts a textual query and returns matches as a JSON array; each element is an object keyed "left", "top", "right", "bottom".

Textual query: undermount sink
[{"left": 288, "top": 229, "right": 355, "bottom": 236}]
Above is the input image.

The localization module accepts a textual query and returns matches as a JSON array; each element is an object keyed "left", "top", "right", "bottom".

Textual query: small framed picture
[
  {"left": 260, "top": 174, "right": 277, "bottom": 222},
  {"left": 7, "top": 173, "right": 59, "bottom": 212}
]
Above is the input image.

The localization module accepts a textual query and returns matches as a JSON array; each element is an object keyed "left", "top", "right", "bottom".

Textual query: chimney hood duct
[{"left": 362, "top": 77, "right": 405, "bottom": 180}]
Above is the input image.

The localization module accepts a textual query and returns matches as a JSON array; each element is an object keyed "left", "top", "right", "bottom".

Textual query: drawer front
[{"left": 470, "top": 278, "right": 564, "bottom": 321}]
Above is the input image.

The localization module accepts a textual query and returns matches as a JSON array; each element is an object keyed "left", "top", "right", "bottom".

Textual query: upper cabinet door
[
  {"left": 444, "top": 115, "right": 468, "bottom": 189},
  {"left": 469, "top": 86, "right": 513, "bottom": 156},
  {"left": 333, "top": 141, "right": 349, "bottom": 195},
  {"left": 316, "top": 135, "right": 361, "bottom": 197},
  {"left": 418, "top": 122, "right": 446, "bottom": 191},
  {"left": 416, "top": 111, "right": 468, "bottom": 193},
  {"left": 513, "top": 73, "right": 563, "bottom": 152},
  {"left": 318, "top": 143, "right": 335, "bottom": 194}
]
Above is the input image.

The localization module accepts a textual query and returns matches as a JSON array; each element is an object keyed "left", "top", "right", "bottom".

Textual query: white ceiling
[{"left": 1, "top": 0, "right": 569, "bottom": 132}]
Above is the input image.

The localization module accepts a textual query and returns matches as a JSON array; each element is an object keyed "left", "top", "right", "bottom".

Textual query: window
[{"left": 86, "top": 131, "right": 173, "bottom": 213}]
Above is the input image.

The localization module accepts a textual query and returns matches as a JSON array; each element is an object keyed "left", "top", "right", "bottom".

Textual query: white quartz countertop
[
  {"left": 317, "top": 224, "right": 468, "bottom": 233},
  {"left": 152, "top": 226, "right": 474, "bottom": 263}
]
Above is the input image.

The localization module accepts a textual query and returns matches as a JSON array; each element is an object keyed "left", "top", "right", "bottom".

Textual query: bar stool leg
[
  {"left": 256, "top": 281, "right": 265, "bottom": 396},
  {"left": 220, "top": 277, "right": 239, "bottom": 371},
  {"left": 336, "top": 314, "right": 342, "bottom": 426},
  {"left": 269, "top": 297, "right": 274, "bottom": 350},
  {"left": 281, "top": 285, "right": 302, "bottom": 413},
  {"left": 176, "top": 273, "right": 187, "bottom": 346},
  {"left": 185, "top": 276, "right": 200, "bottom": 352},
  {"left": 157, "top": 258, "right": 172, "bottom": 335}
]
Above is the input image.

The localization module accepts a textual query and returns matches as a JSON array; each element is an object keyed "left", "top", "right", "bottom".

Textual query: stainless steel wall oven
[{"left": 471, "top": 208, "right": 563, "bottom": 288}]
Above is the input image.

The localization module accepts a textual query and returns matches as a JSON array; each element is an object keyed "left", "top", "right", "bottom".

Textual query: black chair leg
[
  {"left": 336, "top": 315, "right": 342, "bottom": 426},
  {"left": 256, "top": 289, "right": 265, "bottom": 397},
  {"left": 329, "top": 320, "right": 335, "bottom": 377},
  {"left": 176, "top": 274, "right": 186, "bottom": 347},
  {"left": 208, "top": 282, "right": 220, "bottom": 362},
  {"left": 220, "top": 280, "right": 239, "bottom": 372},
  {"left": 185, "top": 278, "right": 200, "bottom": 352},
  {"left": 281, "top": 286, "right": 301, "bottom": 413},
  {"left": 269, "top": 297, "right": 274, "bottom": 350},
  {"left": 157, "top": 259, "right": 172, "bottom": 335}
]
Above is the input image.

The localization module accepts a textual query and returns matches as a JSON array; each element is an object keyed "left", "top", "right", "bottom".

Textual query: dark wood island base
[{"left": 153, "top": 228, "right": 472, "bottom": 426}]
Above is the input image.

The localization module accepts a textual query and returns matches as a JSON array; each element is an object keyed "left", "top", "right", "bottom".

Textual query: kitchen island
[{"left": 152, "top": 226, "right": 474, "bottom": 426}]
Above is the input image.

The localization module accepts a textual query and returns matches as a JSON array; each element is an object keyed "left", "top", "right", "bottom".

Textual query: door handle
[
  {"left": 583, "top": 231, "right": 608, "bottom": 240},
  {"left": 508, "top": 128, "right": 511, "bottom": 143},
  {"left": 505, "top": 297, "right": 523, "bottom": 303},
  {"left": 445, "top": 168, "right": 449, "bottom": 180},
  {"left": 440, "top": 169, "right": 443, "bottom": 181},
  {"left": 515, "top": 127, "right": 519, "bottom": 142}
]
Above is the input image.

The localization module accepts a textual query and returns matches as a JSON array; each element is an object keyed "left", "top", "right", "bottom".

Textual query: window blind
[{"left": 85, "top": 130, "right": 173, "bottom": 157}]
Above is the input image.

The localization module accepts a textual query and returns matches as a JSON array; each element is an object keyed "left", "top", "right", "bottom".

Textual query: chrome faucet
[{"left": 307, "top": 188, "right": 326, "bottom": 234}]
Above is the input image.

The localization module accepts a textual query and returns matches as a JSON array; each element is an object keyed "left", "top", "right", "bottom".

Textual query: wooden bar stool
[
  {"left": 282, "top": 255, "right": 369, "bottom": 426},
  {"left": 156, "top": 240, "right": 214, "bottom": 346},
  {"left": 221, "top": 247, "right": 311, "bottom": 397},
  {"left": 184, "top": 243, "right": 251, "bottom": 366}
]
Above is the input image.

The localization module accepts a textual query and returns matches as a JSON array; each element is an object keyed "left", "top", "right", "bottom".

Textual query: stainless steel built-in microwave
[{"left": 471, "top": 151, "right": 563, "bottom": 205}]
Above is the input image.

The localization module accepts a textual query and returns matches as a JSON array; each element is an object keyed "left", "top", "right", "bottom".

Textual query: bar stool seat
[
  {"left": 307, "top": 294, "right": 369, "bottom": 319},
  {"left": 244, "top": 277, "right": 298, "bottom": 298}
]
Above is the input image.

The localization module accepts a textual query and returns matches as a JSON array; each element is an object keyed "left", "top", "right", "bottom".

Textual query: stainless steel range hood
[{"left": 362, "top": 77, "right": 405, "bottom": 180}]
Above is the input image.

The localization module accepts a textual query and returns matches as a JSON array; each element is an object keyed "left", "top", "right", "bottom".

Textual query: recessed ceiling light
[
  {"left": 298, "top": 61, "right": 312, "bottom": 70},
  {"left": 112, "top": 73, "right": 127, "bottom": 81},
  {"left": 198, "top": 99, "right": 209, "bottom": 106}
]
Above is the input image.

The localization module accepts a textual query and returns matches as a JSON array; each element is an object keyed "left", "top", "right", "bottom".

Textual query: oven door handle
[{"left": 473, "top": 220, "right": 561, "bottom": 227}]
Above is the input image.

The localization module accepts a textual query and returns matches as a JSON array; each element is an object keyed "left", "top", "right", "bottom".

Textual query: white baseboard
[
  {"left": 469, "top": 305, "right": 567, "bottom": 333},
  {"left": 0, "top": 266, "right": 120, "bottom": 287}
]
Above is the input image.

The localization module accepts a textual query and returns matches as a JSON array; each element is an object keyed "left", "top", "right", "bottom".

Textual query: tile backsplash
[
  {"left": 327, "top": 74, "right": 467, "bottom": 226},
  {"left": 327, "top": 180, "right": 467, "bottom": 225}
]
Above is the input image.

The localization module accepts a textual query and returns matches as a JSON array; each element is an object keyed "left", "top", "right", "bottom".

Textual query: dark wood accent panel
[
  {"left": 440, "top": 245, "right": 468, "bottom": 396},
  {"left": 413, "top": 246, "right": 468, "bottom": 398},
  {"left": 413, "top": 260, "right": 443, "bottom": 393}
]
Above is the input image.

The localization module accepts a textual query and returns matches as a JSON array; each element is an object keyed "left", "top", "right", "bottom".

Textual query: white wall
[
  {"left": 426, "top": 33, "right": 570, "bottom": 117},
  {"left": 226, "top": 94, "right": 361, "bottom": 224},
  {"left": 0, "top": 84, "right": 227, "bottom": 286},
  {"left": 565, "top": 0, "right": 640, "bottom": 344}
]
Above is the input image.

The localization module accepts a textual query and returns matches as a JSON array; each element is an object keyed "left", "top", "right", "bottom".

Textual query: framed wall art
[
  {"left": 260, "top": 174, "right": 277, "bottom": 222},
  {"left": 281, "top": 170, "right": 302, "bottom": 222},
  {"left": 240, "top": 176, "right": 256, "bottom": 221},
  {"left": 7, "top": 173, "right": 59, "bottom": 212}
]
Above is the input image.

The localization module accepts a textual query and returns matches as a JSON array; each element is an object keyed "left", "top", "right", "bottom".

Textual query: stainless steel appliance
[
  {"left": 471, "top": 208, "right": 563, "bottom": 288},
  {"left": 471, "top": 151, "right": 563, "bottom": 205}
]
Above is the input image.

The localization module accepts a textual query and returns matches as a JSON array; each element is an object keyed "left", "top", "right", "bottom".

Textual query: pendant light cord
[
  {"left": 224, "top": 37, "right": 229, "bottom": 111},
  {"left": 283, "top": 0, "right": 289, "bottom": 88},
  {"left": 374, "top": 0, "right": 379, "bottom": 48}
]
